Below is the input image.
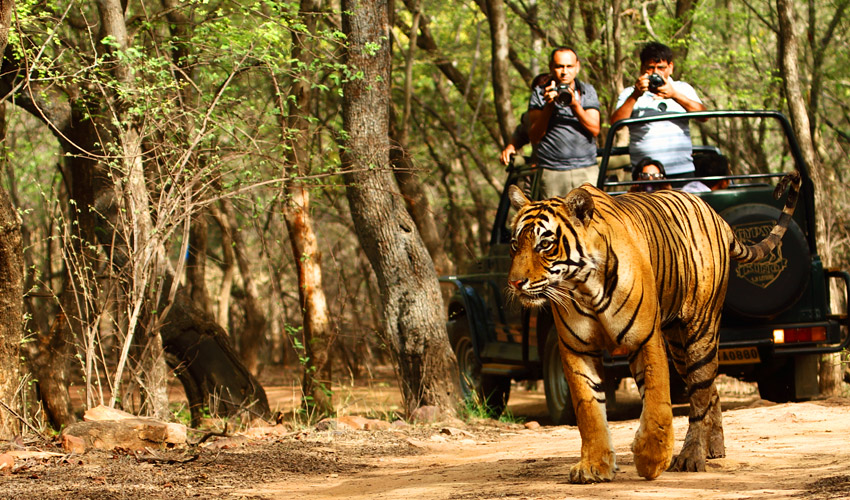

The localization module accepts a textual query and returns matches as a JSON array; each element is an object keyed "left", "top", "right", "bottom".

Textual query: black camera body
[
  {"left": 555, "top": 83, "right": 572, "bottom": 106},
  {"left": 647, "top": 73, "right": 665, "bottom": 93}
]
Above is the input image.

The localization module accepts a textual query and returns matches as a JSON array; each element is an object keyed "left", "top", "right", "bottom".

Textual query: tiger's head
[{"left": 507, "top": 184, "right": 600, "bottom": 309}]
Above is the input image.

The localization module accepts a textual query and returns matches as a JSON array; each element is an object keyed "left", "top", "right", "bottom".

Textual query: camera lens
[
  {"left": 555, "top": 84, "right": 572, "bottom": 106},
  {"left": 648, "top": 73, "right": 664, "bottom": 93}
]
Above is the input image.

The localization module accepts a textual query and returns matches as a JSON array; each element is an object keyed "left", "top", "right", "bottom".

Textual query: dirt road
[
  {"left": 245, "top": 392, "right": 850, "bottom": 500},
  {"left": 4, "top": 382, "right": 850, "bottom": 499}
]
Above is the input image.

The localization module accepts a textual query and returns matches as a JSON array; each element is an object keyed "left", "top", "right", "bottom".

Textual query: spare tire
[{"left": 721, "top": 203, "right": 810, "bottom": 318}]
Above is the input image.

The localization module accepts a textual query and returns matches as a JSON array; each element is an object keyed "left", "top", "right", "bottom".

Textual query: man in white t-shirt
[{"left": 611, "top": 42, "right": 706, "bottom": 178}]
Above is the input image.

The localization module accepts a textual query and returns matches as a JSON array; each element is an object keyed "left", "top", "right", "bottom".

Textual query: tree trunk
[
  {"left": 672, "top": 0, "right": 699, "bottom": 64},
  {"left": 161, "top": 287, "right": 271, "bottom": 426},
  {"left": 390, "top": 4, "right": 452, "bottom": 276},
  {"left": 776, "top": 0, "right": 841, "bottom": 395},
  {"left": 341, "top": 0, "right": 460, "bottom": 416},
  {"left": 483, "top": 0, "right": 515, "bottom": 145},
  {"left": 0, "top": 0, "right": 22, "bottom": 439},
  {"left": 390, "top": 109, "right": 453, "bottom": 276},
  {"left": 187, "top": 213, "right": 211, "bottom": 315},
  {"left": 210, "top": 204, "right": 236, "bottom": 328},
  {"left": 0, "top": 173, "right": 22, "bottom": 439},
  {"left": 218, "top": 198, "right": 267, "bottom": 376},
  {"left": 0, "top": 0, "right": 268, "bottom": 427},
  {"left": 273, "top": 0, "right": 336, "bottom": 417},
  {"left": 398, "top": 0, "right": 502, "bottom": 145}
]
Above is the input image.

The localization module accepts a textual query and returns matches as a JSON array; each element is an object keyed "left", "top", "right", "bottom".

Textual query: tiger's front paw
[
  {"left": 631, "top": 423, "right": 674, "bottom": 479},
  {"left": 569, "top": 455, "right": 615, "bottom": 484}
]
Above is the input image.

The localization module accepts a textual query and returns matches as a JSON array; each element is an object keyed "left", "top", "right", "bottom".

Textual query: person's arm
[
  {"left": 575, "top": 107, "right": 600, "bottom": 137},
  {"left": 661, "top": 85, "right": 706, "bottom": 112},
  {"left": 568, "top": 86, "right": 600, "bottom": 137},
  {"left": 610, "top": 91, "right": 638, "bottom": 124},
  {"left": 529, "top": 82, "right": 556, "bottom": 144},
  {"left": 610, "top": 74, "right": 647, "bottom": 123}
]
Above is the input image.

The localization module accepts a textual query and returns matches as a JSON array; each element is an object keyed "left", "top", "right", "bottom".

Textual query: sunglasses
[{"left": 638, "top": 172, "right": 665, "bottom": 180}]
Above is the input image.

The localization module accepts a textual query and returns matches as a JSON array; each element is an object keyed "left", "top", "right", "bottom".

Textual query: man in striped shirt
[{"left": 611, "top": 42, "right": 706, "bottom": 179}]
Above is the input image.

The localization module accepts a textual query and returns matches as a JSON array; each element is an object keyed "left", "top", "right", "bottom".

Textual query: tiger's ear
[
  {"left": 564, "top": 188, "right": 595, "bottom": 225},
  {"left": 508, "top": 185, "right": 531, "bottom": 210}
]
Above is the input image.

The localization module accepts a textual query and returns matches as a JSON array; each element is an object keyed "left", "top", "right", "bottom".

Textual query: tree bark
[
  {"left": 776, "top": 0, "right": 841, "bottom": 395},
  {"left": 390, "top": 3, "right": 452, "bottom": 275},
  {"left": 210, "top": 204, "right": 236, "bottom": 328},
  {"left": 186, "top": 213, "right": 211, "bottom": 315},
  {"left": 341, "top": 0, "right": 460, "bottom": 416},
  {"left": 0, "top": 161, "right": 22, "bottom": 439},
  {"left": 0, "top": 0, "right": 23, "bottom": 439}
]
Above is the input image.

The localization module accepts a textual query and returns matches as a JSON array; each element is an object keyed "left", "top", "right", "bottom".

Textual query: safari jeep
[{"left": 441, "top": 110, "right": 850, "bottom": 424}]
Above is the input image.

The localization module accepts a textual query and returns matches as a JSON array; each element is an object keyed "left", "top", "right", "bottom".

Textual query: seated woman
[{"left": 629, "top": 157, "right": 672, "bottom": 193}]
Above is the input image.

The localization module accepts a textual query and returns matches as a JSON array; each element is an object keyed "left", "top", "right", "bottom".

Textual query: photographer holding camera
[
  {"left": 527, "top": 47, "right": 601, "bottom": 197},
  {"left": 611, "top": 42, "right": 706, "bottom": 179}
]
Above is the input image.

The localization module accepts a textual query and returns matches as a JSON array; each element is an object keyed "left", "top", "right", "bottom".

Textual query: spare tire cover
[{"left": 721, "top": 203, "right": 810, "bottom": 318}]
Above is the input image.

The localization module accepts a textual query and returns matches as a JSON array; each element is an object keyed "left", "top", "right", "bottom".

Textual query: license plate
[{"left": 718, "top": 346, "right": 761, "bottom": 365}]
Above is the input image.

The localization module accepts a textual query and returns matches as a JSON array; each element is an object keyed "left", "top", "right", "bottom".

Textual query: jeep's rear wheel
[
  {"left": 757, "top": 363, "right": 796, "bottom": 403},
  {"left": 543, "top": 327, "right": 577, "bottom": 426},
  {"left": 757, "top": 356, "right": 819, "bottom": 403},
  {"left": 449, "top": 317, "right": 511, "bottom": 417}
]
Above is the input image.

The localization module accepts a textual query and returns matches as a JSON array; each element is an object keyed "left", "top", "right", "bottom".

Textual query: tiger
[{"left": 506, "top": 171, "right": 801, "bottom": 483}]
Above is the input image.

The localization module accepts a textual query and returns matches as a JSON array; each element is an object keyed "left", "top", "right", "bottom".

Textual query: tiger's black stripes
[
  {"left": 616, "top": 290, "right": 646, "bottom": 344},
  {"left": 505, "top": 172, "right": 802, "bottom": 482}
]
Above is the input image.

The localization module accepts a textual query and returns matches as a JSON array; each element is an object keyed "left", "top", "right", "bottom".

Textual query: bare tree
[
  {"left": 1, "top": 1, "right": 271, "bottom": 427},
  {"left": 341, "top": 0, "right": 460, "bottom": 416},
  {"left": 776, "top": 0, "right": 841, "bottom": 394},
  {"left": 272, "top": 0, "right": 336, "bottom": 416},
  {"left": 95, "top": 0, "right": 170, "bottom": 419}
]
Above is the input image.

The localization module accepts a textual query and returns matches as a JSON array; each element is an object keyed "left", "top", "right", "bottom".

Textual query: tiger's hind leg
[
  {"left": 667, "top": 322, "right": 725, "bottom": 472},
  {"left": 628, "top": 330, "right": 674, "bottom": 480}
]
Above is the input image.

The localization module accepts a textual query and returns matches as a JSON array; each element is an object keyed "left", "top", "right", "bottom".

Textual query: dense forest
[{"left": 0, "top": 0, "right": 848, "bottom": 437}]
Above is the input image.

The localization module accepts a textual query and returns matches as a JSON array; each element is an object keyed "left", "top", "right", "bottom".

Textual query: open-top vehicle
[{"left": 442, "top": 110, "right": 850, "bottom": 424}]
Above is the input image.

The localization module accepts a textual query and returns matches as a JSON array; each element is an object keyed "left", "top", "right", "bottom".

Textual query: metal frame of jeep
[{"left": 442, "top": 110, "right": 850, "bottom": 424}]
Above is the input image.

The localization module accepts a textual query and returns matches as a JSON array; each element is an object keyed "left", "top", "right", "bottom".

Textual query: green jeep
[{"left": 442, "top": 110, "right": 850, "bottom": 424}]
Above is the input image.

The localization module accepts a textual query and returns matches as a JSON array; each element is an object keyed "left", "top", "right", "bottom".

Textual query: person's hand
[
  {"left": 567, "top": 87, "right": 581, "bottom": 109},
  {"left": 632, "top": 73, "right": 650, "bottom": 98},
  {"left": 650, "top": 75, "right": 676, "bottom": 99},
  {"left": 500, "top": 143, "right": 517, "bottom": 165},
  {"left": 542, "top": 80, "right": 558, "bottom": 104}
]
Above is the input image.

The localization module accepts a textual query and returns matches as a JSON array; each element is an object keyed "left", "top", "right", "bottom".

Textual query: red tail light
[{"left": 773, "top": 327, "right": 827, "bottom": 344}]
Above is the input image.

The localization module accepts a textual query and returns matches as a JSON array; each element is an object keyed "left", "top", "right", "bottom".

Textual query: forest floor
[{"left": 3, "top": 373, "right": 850, "bottom": 500}]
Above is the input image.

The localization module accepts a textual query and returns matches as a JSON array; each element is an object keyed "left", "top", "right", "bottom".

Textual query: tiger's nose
[{"left": 509, "top": 278, "right": 527, "bottom": 290}]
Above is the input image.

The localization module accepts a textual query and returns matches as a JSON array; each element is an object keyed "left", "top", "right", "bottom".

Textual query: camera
[
  {"left": 647, "top": 73, "right": 665, "bottom": 93},
  {"left": 555, "top": 84, "right": 573, "bottom": 106}
]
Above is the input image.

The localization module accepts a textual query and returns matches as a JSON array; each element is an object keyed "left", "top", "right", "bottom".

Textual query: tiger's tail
[{"left": 730, "top": 171, "right": 803, "bottom": 264}]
